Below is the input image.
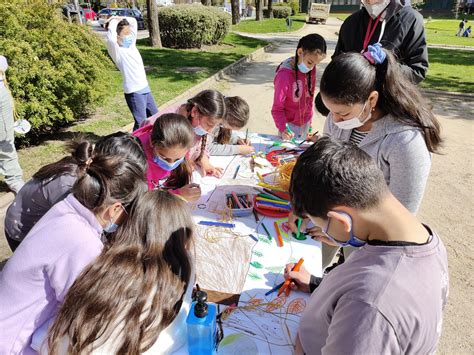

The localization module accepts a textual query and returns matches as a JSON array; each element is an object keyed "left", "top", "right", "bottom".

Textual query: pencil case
[{"left": 226, "top": 192, "right": 254, "bottom": 217}]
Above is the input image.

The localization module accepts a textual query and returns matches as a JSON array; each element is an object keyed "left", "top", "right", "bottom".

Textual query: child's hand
[
  {"left": 288, "top": 211, "right": 309, "bottom": 233},
  {"left": 201, "top": 161, "right": 223, "bottom": 178},
  {"left": 177, "top": 183, "right": 201, "bottom": 202},
  {"left": 280, "top": 130, "right": 294, "bottom": 141},
  {"left": 306, "top": 131, "right": 319, "bottom": 143},
  {"left": 284, "top": 264, "right": 312, "bottom": 293},
  {"left": 238, "top": 144, "right": 255, "bottom": 155},
  {"left": 237, "top": 138, "right": 251, "bottom": 146}
]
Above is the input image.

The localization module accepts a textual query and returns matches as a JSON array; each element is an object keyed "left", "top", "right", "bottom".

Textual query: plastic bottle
[{"left": 186, "top": 290, "right": 217, "bottom": 354}]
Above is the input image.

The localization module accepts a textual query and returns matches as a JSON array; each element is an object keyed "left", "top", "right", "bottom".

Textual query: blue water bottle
[{"left": 186, "top": 290, "right": 217, "bottom": 354}]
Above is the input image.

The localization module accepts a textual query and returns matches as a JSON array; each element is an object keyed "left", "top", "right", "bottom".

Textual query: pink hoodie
[{"left": 271, "top": 57, "right": 317, "bottom": 132}]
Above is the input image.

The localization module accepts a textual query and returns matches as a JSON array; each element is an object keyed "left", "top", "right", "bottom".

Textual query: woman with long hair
[{"left": 46, "top": 190, "right": 195, "bottom": 354}]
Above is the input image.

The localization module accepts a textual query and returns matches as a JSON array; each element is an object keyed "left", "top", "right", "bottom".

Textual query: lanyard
[{"left": 362, "top": 13, "right": 384, "bottom": 52}]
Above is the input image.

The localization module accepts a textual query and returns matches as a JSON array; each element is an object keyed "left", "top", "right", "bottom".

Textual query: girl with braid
[{"left": 272, "top": 34, "right": 327, "bottom": 141}]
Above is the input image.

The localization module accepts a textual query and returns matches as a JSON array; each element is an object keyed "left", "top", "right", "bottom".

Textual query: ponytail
[
  {"left": 33, "top": 138, "right": 93, "bottom": 182},
  {"left": 320, "top": 48, "right": 442, "bottom": 153}
]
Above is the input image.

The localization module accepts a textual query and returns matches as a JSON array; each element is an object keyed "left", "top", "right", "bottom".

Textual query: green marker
[
  {"left": 285, "top": 123, "right": 297, "bottom": 144},
  {"left": 261, "top": 223, "right": 272, "bottom": 241},
  {"left": 293, "top": 218, "right": 307, "bottom": 240}
]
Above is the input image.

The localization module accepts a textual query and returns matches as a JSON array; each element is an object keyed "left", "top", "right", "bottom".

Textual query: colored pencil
[
  {"left": 249, "top": 234, "right": 258, "bottom": 242},
  {"left": 256, "top": 197, "right": 290, "bottom": 206},
  {"left": 252, "top": 208, "right": 260, "bottom": 223},
  {"left": 297, "top": 218, "right": 302, "bottom": 239},
  {"left": 233, "top": 165, "right": 240, "bottom": 179},
  {"left": 231, "top": 192, "right": 244, "bottom": 209},
  {"left": 273, "top": 222, "right": 284, "bottom": 247},
  {"left": 256, "top": 200, "right": 291, "bottom": 210},
  {"left": 198, "top": 221, "right": 235, "bottom": 228},
  {"left": 261, "top": 223, "right": 272, "bottom": 240}
]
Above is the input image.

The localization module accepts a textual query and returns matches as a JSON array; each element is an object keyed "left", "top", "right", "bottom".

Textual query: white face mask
[
  {"left": 363, "top": 0, "right": 390, "bottom": 19},
  {"left": 332, "top": 101, "right": 372, "bottom": 130}
]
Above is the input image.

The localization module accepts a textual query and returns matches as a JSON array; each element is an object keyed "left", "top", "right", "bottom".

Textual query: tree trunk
[
  {"left": 267, "top": 0, "right": 273, "bottom": 19},
  {"left": 231, "top": 0, "right": 240, "bottom": 24},
  {"left": 255, "top": 0, "right": 263, "bottom": 20},
  {"left": 147, "top": 0, "right": 162, "bottom": 48}
]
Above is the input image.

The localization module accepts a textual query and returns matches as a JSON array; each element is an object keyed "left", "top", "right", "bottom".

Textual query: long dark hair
[
  {"left": 293, "top": 34, "right": 327, "bottom": 98},
  {"left": 185, "top": 90, "right": 225, "bottom": 161},
  {"left": 217, "top": 96, "right": 250, "bottom": 144},
  {"left": 150, "top": 113, "right": 195, "bottom": 189},
  {"left": 320, "top": 50, "right": 442, "bottom": 153},
  {"left": 72, "top": 134, "right": 148, "bottom": 214},
  {"left": 47, "top": 190, "right": 195, "bottom": 354}
]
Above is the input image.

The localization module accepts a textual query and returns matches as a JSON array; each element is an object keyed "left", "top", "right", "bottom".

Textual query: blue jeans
[{"left": 124, "top": 91, "right": 158, "bottom": 131}]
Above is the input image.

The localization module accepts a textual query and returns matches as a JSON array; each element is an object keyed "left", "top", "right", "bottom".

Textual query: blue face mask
[
  {"left": 323, "top": 212, "right": 366, "bottom": 248},
  {"left": 103, "top": 222, "right": 119, "bottom": 234},
  {"left": 193, "top": 125, "right": 208, "bottom": 136},
  {"left": 297, "top": 61, "right": 311, "bottom": 74},
  {"left": 121, "top": 35, "right": 133, "bottom": 48},
  {"left": 152, "top": 155, "right": 185, "bottom": 171}
]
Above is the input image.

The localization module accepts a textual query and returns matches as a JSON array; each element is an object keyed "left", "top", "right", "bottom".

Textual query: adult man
[{"left": 287, "top": 138, "right": 448, "bottom": 354}]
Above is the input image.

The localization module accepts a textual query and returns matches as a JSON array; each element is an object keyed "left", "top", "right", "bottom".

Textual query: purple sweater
[{"left": 0, "top": 194, "right": 104, "bottom": 354}]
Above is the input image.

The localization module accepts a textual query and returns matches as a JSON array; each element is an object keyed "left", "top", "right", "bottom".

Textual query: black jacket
[{"left": 333, "top": 2, "right": 428, "bottom": 83}]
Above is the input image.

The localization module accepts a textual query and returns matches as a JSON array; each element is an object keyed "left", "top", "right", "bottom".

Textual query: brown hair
[
  {"left": 320, "top": 49, "right": 442, "bottom": 153},
  {"left": 72, "top": 138, "right": 148, "bottom": 214},
  {"left": 47, "top": 190, "right": 195, "bottom": 354},
  {"left": 150, "top": 113, "right": 194, "bottom": 189},
  {"left": 185, "top": 90, "right": 225, "bottom": 161},
  {"left": 217, "top": 96, "right": 250, "bottom": 144}
]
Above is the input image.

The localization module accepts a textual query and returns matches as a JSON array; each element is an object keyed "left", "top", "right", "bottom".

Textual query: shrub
[
  {"left": 275, "top": 0, "right": 298, "bottom": 15},
  {"left": 158, "top": 5, "right": 231, "bottom": 49},
  {"left": 0, "top": 1, "right": 112, "bottom": 140},
  {"left": 264, "top": 6, "right": 292, "bottom": 18}
]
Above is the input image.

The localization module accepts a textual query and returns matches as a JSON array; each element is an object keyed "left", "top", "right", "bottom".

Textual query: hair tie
[{"left": 363, "top": 43, "right": 387, "bottom": 65}]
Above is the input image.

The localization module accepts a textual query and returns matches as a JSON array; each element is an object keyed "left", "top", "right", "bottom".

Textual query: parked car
[
  {"left": 62, "top": 4, "right": 86, "bottom": 24},
  {"left": 82, "top": 7, "right": 97, "bottom": 21},
  {"left": 98, "top": 8, "right": 146, "bottom": 30}
]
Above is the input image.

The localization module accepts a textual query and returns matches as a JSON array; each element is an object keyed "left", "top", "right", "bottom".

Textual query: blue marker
[
  {"left": 265, "top": 281, "right": 285, "bottom": 296},
  {"left": 198, "top": 221, "right": 235, "bottom": 228},
  {"left": 249, "top": 234, "right": 258, "bottom": 242}
]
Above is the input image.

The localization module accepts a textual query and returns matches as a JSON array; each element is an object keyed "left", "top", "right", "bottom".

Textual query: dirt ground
[{"left": 1, "top": 19, "right": 473, "bottom": 353}]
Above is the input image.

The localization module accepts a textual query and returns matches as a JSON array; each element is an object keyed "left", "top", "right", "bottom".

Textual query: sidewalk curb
[
  {"left": 422, "top": 89, "right": 474, "bottom": 99},
  {"left": 122, "top": 42, "right": 274, "bottom": 132}
]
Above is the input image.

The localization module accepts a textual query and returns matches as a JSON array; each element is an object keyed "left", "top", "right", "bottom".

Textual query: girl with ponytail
[
  {"left": 4, "top": 132, "right": 147, "bottom": 251},
  {"left": 0, "top": 140, "right": 147, "bottom": 354},
  {"left": 46, "top": 190, "right": 195, "bottom": 354},
  {"left": 297, "top": 44, "right": 442, "bottom": 273},
  {"left": 133, "top": 113, "right": 202, "bottom": 202},
  {"left": 272, "top": 34, "right": 327, "bottom": 141}
]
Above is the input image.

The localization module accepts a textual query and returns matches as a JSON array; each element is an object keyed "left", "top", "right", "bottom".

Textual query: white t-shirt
[{"left": 106, "top": 17, "right": 149, "bottom": 94}]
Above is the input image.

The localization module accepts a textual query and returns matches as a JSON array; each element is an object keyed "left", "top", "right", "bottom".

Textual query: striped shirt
[{"left": 349, "top": 129, "right": 369, "bottom": 146}]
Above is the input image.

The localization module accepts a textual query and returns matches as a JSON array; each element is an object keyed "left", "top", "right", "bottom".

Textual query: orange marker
[
  {"left": 273, "top": 221, "right": 284, "bottom": 247},
  {"left": 278, "top": 258, "right": 305, "bottom": 296}
]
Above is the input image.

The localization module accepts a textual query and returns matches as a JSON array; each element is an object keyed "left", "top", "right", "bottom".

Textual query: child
[
  {"left": 146, "top": 90, "right": 226, "bottom": 177},
  {"left": 133, "top": 113, "right": 201, "bottom": 202},
  {"left": 209, "top": 96, "right": 254, "bottom": 156},
  {"left": 463, "top": 25, "right": 472, "bottom": 37},
  {"left": 4, "top": 132, "right": 146, "bottom": 251},
  {"left": 287, "top": 137, "right": 448, "bottom": 355},
  {"left": 292, "top": 44, "right": 442, "bottom": 271},
  {"left": 0, "top": 55, "right": 24, "bottom": 193},
  {"left": 106, "top": 17, "right": 158, "bottom": 130},
  {"left": 45, "top": 190, "right": 195, "bottom": 354},
  {"left": 272, "top": 34, "right": 327, "bottom": 141},
  {"left": 0, "top": 147, "right": 147, "bottom": 354}
]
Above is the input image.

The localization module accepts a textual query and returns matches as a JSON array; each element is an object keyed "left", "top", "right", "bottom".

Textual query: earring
[{"left": 371, "top": 107, "right": 375, "bottom": 112}]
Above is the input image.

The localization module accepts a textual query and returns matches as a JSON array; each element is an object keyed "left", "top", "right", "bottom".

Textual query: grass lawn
[
  {"left": 422, "top": 48, "right": 474, "bottom": 93},
  {"left": 232, "top": 14, "right": 306, "bottom": 33},
  {"left": 331, "top": 12, "right": 352, "bottom": 21},
  {"left": 424, "top": 19, "right": 474, "bottom": 47},
  {"left": 3, "top": 33, "right": 267, "bottom": 188}
]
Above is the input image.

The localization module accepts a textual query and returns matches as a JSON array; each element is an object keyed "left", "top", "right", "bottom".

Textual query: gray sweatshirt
[
  {"left": 324, "top": 114, "right": 431, "bottom": 214},
  {"left": 208, "top": 128, "right": 241, "bottom": 156}
]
